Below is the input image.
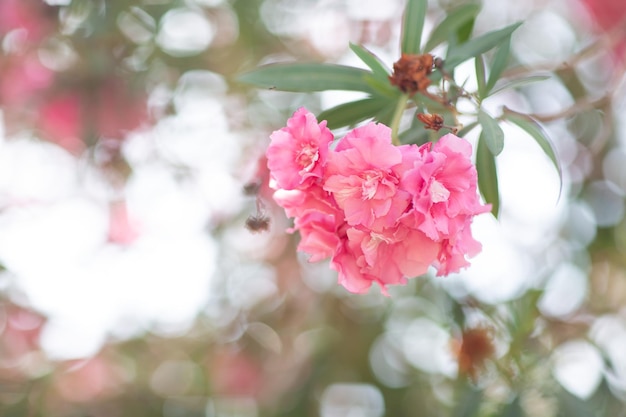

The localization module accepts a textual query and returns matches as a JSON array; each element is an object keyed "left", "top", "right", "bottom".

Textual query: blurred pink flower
[
  {"left": 0, "top": 0, "right": 56, "bottom": 43},
  {"left": 579, "top": 0, "right": 626, "bottom": 62},
  {"left": 95, "top": 78, "right": 148, "bottom": 139},
  {"left": 37, "top": 93, "right": 85, "bottom": 154},
  {"left": 580, "top": 0, "right": 626, "bottom": 31},
  {"left": 54, "top": 355, "right": 126, "bottom": 403},
  {"left": 0, "top": 54, "right": 54, "bottom": 107},
  {"left": 1, "top": 304, "right": 46, "bottom": 361},
  {"left": 266, "top": 107, "right": 333, "bottom": 190},
  {"left": 323, "top": 123, "right": 411, "bottom": 230},
  {"left": 210, "top": 348, "right": 262, "bottom": 397},
  {"left": 107, "top": 200, "right": 141, "bottom": 245},
  {"left": 36, "top": 79, "right": 148, "bottom": 153}
]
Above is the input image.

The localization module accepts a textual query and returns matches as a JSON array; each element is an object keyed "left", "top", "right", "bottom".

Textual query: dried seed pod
[
  {"left": 417, "top": 113, "right": 445, "bottom": 131},
  {"left": 245, "top": 214, "right": 270, "bottom": 233},
  {"left": 389, "top": 53, "right": 434, "bottom": 95}
]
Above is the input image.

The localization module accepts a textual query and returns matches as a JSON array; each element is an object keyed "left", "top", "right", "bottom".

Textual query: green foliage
[
  {"left": 424, "top": 4, "right": 481, "bottom": 52},
  {"left": 444, "top": 22, "right": 522, "bottom": 71},
  {"left": 477, "top": 132, "right": 501, "bottom": 217},
  {"left": 478, "top": 109, "right": 505, "bottom": 156},
  {"left": 318, "top": 97, "right": 394, "bottom": 129},
  {"left": 237, "top": 63, "right": 377, "bottom": 93},
  {"left": 401, "top": 0, "right": 428, "bottom": 54}
]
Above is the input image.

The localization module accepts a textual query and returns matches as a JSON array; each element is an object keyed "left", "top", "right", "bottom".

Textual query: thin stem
[{"left": 390, "top": 93, "right": 410, "bottom": 145}]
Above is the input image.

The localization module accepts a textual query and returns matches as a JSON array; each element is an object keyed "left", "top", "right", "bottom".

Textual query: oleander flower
[
  {"left": 331, "top": 223, "right": 439, "bottom": 294},
  {"left": 323, "top": 123, "right": 411, "bottom": 230},
  {"left": 401, "top": 134, "right": 490, "bottom": 241},
  {"left": 273, "top": 186, "right": 344, "bottom": 262},
  {"left": 267, "top": 107, "right": 333, "bottom": 191},
  {"left": 266, "top": 109, "right": 489, "bottom": 294}
]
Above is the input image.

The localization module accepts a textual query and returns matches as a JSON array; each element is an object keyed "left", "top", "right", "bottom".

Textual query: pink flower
[
  {"left": 579, "top": 0, "right": 626, "bottom": 62},
  {"left": 266, "top": 109, "right": 490, "bottom": 294},
  {"left": 434, "top": 219, "right": 483, "bottom": 276},
  {"left": 330, "top": 223, "right": 439, "bottom": 294},
  {"left": 401, "top": 134, "right": 489, "bottom": 241},
  {"left": 274, "top": 186, "right": 343, "bottom": 263},
  {"left": 323, "top": 123, "right": 411, "bottom": 230},
  {"left": 266, "top": 108, "right": 333, "bottom": 190}
]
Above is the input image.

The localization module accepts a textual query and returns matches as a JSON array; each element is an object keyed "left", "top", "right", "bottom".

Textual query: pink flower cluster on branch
[{"left": 266, "top": 108, "right": 490, "bottom": 295}]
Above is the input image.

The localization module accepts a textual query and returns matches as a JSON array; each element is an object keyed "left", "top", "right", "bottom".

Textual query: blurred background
[{"left": 0, "top": 0, "right": 625, "bottom": 415}]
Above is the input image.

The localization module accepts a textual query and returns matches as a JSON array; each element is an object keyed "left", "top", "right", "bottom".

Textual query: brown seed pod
[
  {"left": 417, "top": 113, "right": 445, "bottom": 131},
  {"left": 389, "top": 53, "right": 435, "bottom": 95}
]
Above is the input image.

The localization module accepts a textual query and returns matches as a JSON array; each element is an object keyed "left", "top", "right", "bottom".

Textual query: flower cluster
[{"left": 266, "top": 108, "right": 490, "bottom": 294}]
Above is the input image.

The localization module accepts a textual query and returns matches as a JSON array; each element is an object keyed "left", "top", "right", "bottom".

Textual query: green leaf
[
  {"left": 424, "top": 4, "right": 481, "bottom": 52},
  {"left": 499, "top": 396, "right": 523, "bottom": 417},
  {"left": 489, "top": 75, "right": 551, "bottom": 96},
  {"left": 456, "top": 14, "right": 476, "bottom": 44},
  {"left": 452, "top": 387, "right": 483, "bottom": 417},
  {"left": 485, "top": 37, "right": 511, "bottom": 94},
  {"left": 401, "top": 0, "right": 427, "bottom": 54},
  {"left": 504, "top": 110, "right": 562, "bottom": 187},
  {"left": 478, "top": 109, "right": 504, "bottom": 155},
  {"left": 349, "top": 43, "right": 390, "bottom": 82},
  {"left": 318, "top": 97, "right": 392, "bottom": 130},
  {"left": 445, "top": 21, "right": 522, "bottom": 71},
  {"left": 237, "top": 63, "right": 375, "bottom": 93},
  {"left": 477, "top": 133, "right": 500, "bottom": 217},
  {"left": 475, "top": 55, "right": 487, "bottom": 99},
  {"left": 363, "top": 74, "right": 399, "bottom": 98}
]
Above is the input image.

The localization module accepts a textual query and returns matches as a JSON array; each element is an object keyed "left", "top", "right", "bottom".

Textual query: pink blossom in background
[
  {"left": 579, "top": 0, "right": 626, "bottom": 62},
  {"left": 267, "top": 109, "right": 489, "bottom": 294},
  {"left": 0, "top": 55, "right": 54, "bottom": 107},
  {"left": 37, "top": 93, "right": 85, "bottom": 154},
  {"left": 580, "top": 0, "right": 626, "bottom": 31},
  {"left": 107, "top": 200, "right": 141, "bottom": 245},
  {"left": 35, "top": 79, "right": 148, "bottom": 153},
  {"left": 266, "top": 107, "right": 333, "bottom": 191},
  {"left": 0, "top": 0, "right": 56, "bottom": 44},
  {"left": 95, "top": 78, "right": 148, "bottom": 139}
]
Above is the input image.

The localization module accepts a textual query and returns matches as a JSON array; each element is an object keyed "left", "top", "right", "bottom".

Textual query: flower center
[
  {"left": 296, "top": 144, "right": 319, "bottom": 172},
  {"left": 361, "top": 171, "right": 382, "bottom": 200},
  {"left": 429, "top": 179, "right": 450, "bottom": 203}
]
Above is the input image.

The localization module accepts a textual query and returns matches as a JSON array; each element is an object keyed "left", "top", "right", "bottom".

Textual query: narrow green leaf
[
  {"left": 445, "top": 21, "right": 522, "bottom": 71},
  {"left": 424, "top": 4, "right": 481, "bottom": 52},
  {"left": 477, "top": 133, "right": 500, "bottom": 217},
  {"left": 475, "top": 55, "right": 487, "bottom": 99},
  {"left": 456, "top": 14, "right": 476, "bottom": 44},
  {"left": 489, "top": 75, "right": 551, "bottom": 96},
  {"left": 401, "top": 0, "right": 427, "bottom": 54},
  {"left": 363, "top": 74, "right": 398, "bottom": 98},
  {"left": 504, "top": 110, "right": 562, "bottom": 187},
  {"left": 237, "top": 63, "right": 375, "bottom": 93},
  {"left": 349, "top": 43, "right": 390, "bottom": 82},
  {"left": 318, "top": 97, "right": 392, "bottom": 130},
  {"left": 478, "top": 109, "right": 504, "bottom": 155},
  {"left": 485, "top": 38, "right": 511, "bottom": 94}
]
